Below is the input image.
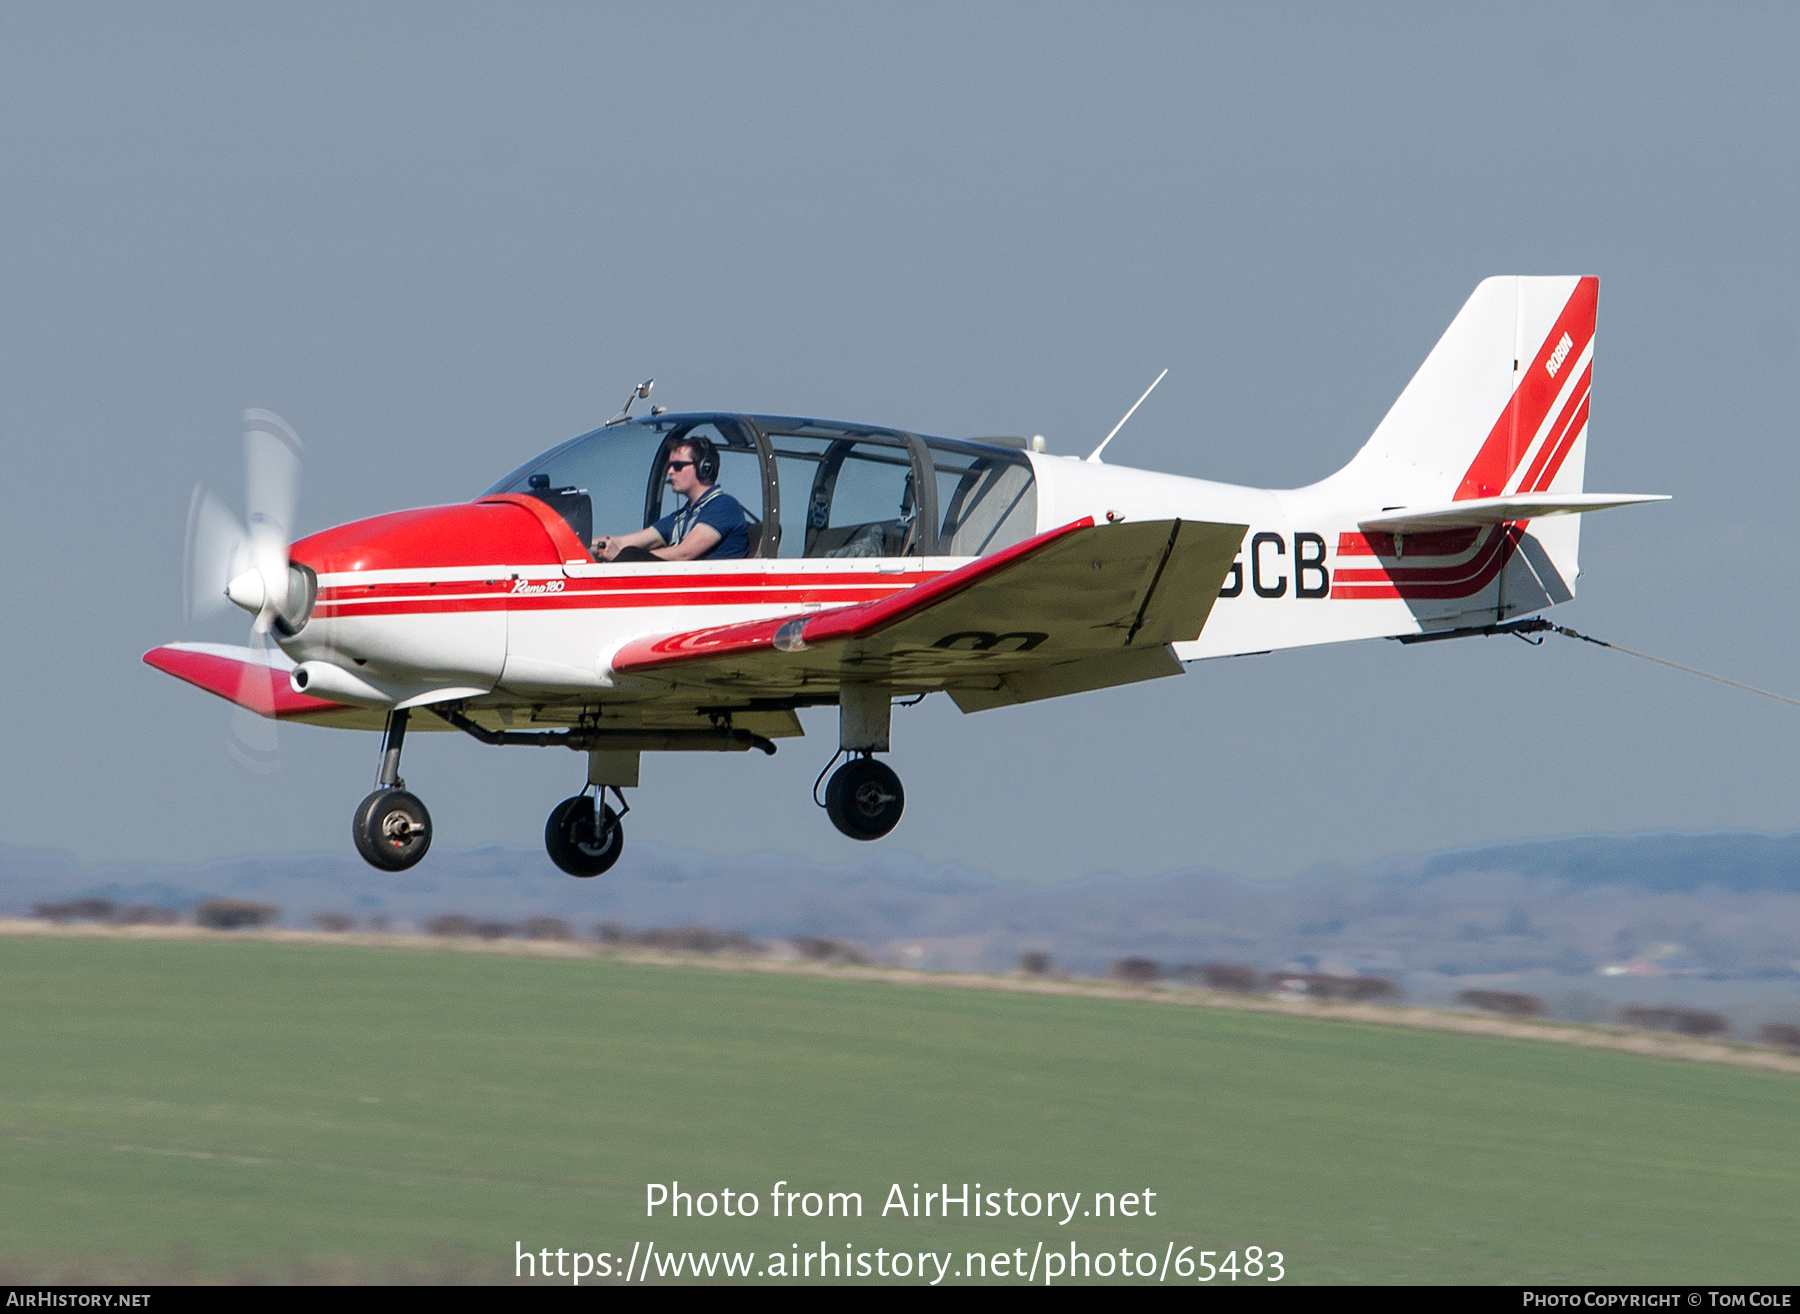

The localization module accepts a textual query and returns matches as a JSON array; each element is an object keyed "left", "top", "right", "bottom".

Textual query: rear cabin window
[{"left": 929, "top": 443, "right": 1038, "bottom": 556}]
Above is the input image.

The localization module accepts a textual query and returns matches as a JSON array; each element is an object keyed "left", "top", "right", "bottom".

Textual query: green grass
[{"left": 0, "top": 937, "right": 1795, "bottom": 1283}]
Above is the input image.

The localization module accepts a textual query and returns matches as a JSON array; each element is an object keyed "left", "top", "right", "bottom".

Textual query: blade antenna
[{"left": 1086, "top": 368, "right": 1168, "bottom": 464}]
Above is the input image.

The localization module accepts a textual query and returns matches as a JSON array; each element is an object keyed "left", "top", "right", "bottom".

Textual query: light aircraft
[{"left": 146, "top": 276, "right": 1665, "bottom": 876}]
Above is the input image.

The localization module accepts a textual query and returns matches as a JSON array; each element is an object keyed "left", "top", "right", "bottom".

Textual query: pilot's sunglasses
[{"left": 666, "top": 460, "right": 695, "bottom": 471}]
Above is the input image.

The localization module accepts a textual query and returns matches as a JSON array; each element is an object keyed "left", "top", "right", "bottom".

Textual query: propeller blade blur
[
  {"left": 183, "top": 485, "right": 251, "bottom": 623},
  {"left": 243, "top": 407, "right": 303, "bottom": 628},
  {"left": 226, "top": 630, "right": 282, "bottom": 775}
]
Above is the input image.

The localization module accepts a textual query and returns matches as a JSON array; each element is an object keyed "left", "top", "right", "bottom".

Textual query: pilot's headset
[{"left": 676, "top": 433, "right": 720, "bottom": 483}]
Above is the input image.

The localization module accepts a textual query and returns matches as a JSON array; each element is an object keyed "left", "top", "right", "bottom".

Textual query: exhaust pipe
[{"left": 290, "top": 661, "right": 396, "bottom": 707}]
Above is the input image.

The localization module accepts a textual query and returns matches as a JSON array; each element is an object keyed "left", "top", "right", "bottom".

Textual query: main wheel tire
[
  {"left": 352, "top": 788, "right": 432, "bottom": 871},
  {"left": 545, "top": 795, "right": 624, "bottom": 877},
  {"left": 824, "top": 758, "right": 905, "bottom": 841}
]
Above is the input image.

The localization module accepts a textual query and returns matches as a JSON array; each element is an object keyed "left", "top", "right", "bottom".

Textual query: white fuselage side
[{"left": 280, "top": 446, "right": 1572, "bottom": 710}]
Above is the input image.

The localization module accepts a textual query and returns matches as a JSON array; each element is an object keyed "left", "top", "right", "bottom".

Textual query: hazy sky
[{"left": 3, "top": 3, "right": 1798, "bottom": 883}]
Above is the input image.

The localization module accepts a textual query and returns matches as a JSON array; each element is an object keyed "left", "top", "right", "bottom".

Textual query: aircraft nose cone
[{"left": 226, "top": 568, "right": 267, "bottom": 615}]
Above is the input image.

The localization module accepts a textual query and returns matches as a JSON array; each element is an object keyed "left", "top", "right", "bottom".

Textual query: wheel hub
[{"left": 853, "top": 782, "right": 897, "bottom": 813}]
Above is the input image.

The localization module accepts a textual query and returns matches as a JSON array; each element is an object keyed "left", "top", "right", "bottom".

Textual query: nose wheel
[
  {"left": 824, "top": 756, "right": 905, "bottom": 841},
  {"left": 545, "top": 791, "right": 625, "bottom": 877},
  {"left": 353, "top": 787, "right": 432, "bottom": 870}
]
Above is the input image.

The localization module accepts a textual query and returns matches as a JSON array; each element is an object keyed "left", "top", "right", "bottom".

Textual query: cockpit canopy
[{"left": 483, "top": 414, "right": 1039, "bottom": 560}]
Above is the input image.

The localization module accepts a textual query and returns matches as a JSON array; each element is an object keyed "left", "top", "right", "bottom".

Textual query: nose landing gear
[{"left": 352, "top": 709, "right": 433, "bottom": 871}]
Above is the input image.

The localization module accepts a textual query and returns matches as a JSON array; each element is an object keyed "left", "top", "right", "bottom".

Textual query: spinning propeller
[{"left": 182, "top": 408, "right": 306, "bottom": 773}]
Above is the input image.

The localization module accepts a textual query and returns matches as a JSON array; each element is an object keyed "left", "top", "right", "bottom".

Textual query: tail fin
[
  {"left": 1333, "top": 276, "right": 1598, "bottom": 506},
  {"left": 1321, "top": 277, "right": 1602, "bottom": 619}
]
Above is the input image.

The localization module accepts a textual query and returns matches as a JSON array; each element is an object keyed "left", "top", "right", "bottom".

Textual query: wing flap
[{"left": 948, "top": 645, "right": 1184, "bottom": 712}]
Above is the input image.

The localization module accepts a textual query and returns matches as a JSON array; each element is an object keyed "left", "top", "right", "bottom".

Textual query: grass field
[{"left": 1, "top": 936, "right": 1795, "bottom": 1284}]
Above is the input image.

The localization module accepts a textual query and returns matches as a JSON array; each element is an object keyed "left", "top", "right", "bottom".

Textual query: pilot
[{"left": 592, "top": 434, "right": 749, "bottom": 562}]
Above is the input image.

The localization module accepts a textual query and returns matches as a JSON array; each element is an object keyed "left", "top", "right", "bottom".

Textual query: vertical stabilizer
[{"left": 1329, "top": 276, "right": 1597, "bottom": 508}]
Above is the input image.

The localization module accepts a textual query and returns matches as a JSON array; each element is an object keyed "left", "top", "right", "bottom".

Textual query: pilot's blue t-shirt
[{"left": 653, "top": 487, "right": 748, "bottom": 559}]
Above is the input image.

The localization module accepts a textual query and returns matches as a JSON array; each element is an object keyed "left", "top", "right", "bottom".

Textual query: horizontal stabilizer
[{"left": 1359, "top": 493, "right": 1668, "bottom": 534}]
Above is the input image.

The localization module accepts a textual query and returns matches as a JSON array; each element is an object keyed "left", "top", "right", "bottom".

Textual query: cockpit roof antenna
[
  {"left": 605, "top": 378, "right": 655, "bottom": 427},
  {"left": 1086, "top": 368, "right": 1168, "bottom": 464}
]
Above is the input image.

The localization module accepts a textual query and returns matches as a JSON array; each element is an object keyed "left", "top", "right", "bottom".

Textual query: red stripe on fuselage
[
  {"left": 1330, "top": 524, "right": 1525, "bottom": 600},
  {"left": 311, "top": 571, "right": 939, "bottom": 619}
]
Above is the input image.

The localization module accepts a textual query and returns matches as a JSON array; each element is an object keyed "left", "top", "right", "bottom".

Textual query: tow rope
[{"left": 1550, "top": 625, "right": 1800, "bottom": 711}]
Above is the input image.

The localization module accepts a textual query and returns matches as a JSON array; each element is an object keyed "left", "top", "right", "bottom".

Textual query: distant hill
[
  {"left": 4, "top": 830, "right": 1798, "bottom": 981},
  {"left": 1412, "top": 831, "right": 1800, "bottom": 893}
]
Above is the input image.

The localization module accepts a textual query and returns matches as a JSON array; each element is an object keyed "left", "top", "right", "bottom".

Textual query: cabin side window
[
  {"left": 487, "top": 419, "right": 765, "bottom": 557},
  {"left": 766, "top": 429, "right": 922, "bottom": 558},
  {"left": 644, "top": 421, "right": 764, "bottom": 553},
  {"left": 929, "top": 444, "right": 1038, "bottom": 556}
]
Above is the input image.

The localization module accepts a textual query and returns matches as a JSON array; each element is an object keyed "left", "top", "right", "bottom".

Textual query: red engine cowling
[{"left": 290, "top": 498, "right": 571, "bottom": 575}]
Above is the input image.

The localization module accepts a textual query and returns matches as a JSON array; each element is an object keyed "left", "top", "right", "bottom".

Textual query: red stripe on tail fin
[{"left": 1454, "top": 276, "right": 1598, "bottom": 501}]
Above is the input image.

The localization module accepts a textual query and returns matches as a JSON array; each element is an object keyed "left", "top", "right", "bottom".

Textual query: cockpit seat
[{"left": 816, "top": 521, "right": 902, "bottom": 558}]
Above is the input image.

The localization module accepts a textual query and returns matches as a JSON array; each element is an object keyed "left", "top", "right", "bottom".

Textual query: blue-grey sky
[{"left": 2, "top": 3, "right": 1796, "bottom": 883}]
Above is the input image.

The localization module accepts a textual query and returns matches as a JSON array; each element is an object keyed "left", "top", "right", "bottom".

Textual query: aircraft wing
[
  {"left": 141, "top": 642, "right": 397, "bottom": 730},
  {"left": 611, "top": 517, "right": 1248, "bottom": 711}
]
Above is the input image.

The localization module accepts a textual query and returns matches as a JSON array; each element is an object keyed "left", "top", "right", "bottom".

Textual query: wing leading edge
[{"left": 611, "top": 516, "right": 1249, "bottom": 710}]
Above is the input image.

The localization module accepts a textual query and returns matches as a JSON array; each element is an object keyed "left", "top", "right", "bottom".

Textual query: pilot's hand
[{"left": 592, "top": 536, "right": 614, "bottom": 562}]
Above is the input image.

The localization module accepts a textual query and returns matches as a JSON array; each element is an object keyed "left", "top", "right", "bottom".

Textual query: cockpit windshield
[{"left": 484, "top": 417, "right": 762, "bottom": 554}]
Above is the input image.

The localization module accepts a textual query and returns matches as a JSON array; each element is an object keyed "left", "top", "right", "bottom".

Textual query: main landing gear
[
  {"left": 352, "top": 709, "right": 433, "bottom": 871},
  {"left": 817, "top": 682, "right": 905, "bottom": 842},
  {"left": 545, "top": 791, "right": 626, "bottom": 877},
  {"left": 823, "top": 755, "right": 905, "bottom": 840},
  {"left": 543, "top": 744, "right": 634, "bottom": 876},
  {"left": 346, "top": 687, "right": 910, "bottom": 875}
]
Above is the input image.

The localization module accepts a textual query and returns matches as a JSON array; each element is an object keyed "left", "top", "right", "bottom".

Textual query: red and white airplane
[{"left": 146, "top": 276, "right": 1664, "bottom": 876}]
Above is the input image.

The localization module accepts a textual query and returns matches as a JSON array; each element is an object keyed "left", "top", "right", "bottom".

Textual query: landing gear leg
[
  {"left": 352, "top": 709, "right": 432, "bottom": 871},
  {"left": 821, "top": 683, "right": 904, "bottom": 840}
]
